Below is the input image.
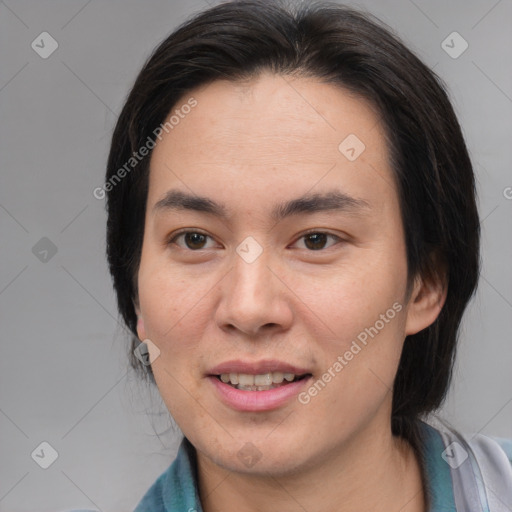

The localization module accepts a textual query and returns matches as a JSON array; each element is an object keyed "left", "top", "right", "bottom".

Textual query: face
[{"left": 135, "top": 72, "right": 434, "bottom": 476}]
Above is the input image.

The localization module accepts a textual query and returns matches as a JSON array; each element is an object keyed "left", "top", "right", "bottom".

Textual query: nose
[{"left": 214, "top": 249, "right": 293, "bottom": 337}]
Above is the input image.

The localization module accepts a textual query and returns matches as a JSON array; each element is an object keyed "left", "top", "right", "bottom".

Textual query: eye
[
  {"left": 293, "top": 231, "right": 342, "bottom": 251},
  {"left": 167, "top": 230, "right": 217, "bottom": 250},
  {"left": 167, "top": 230, "right": 343, "bottom": 252}
]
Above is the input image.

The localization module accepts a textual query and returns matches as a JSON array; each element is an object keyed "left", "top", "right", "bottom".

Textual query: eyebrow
[{"left": 152, "top": 189, "right": 371, "bottom": 222}]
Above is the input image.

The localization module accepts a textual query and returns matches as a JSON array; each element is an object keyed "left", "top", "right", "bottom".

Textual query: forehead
[{"left": 148, "top": 72, "right": 396, "bottom": 215}]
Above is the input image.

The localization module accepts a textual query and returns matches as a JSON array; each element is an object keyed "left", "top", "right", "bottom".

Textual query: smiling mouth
[{"left": 215, "top": 372, "right": 311, "bottom": 391}]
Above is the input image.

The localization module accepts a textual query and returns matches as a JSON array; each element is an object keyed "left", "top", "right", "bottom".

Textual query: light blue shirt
[{"left": 133, "top": 421, "right": 512, "bottom": 511}]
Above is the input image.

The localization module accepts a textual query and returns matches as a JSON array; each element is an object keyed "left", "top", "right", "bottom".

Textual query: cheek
[
  {"left": 290, "top": 254, "right": 408, "bottom": 400},
  {"left": 299, "top": 293, "right": 406, "bottom": 431},
  {"left": 138, "top": 255, "right": 201, "bottom": 339},
  {"left": 136, "top": 257, "right": 217, "bottom": 400},
  {"left": 294, "top": 257, "right": 406, "bottom": 337}
]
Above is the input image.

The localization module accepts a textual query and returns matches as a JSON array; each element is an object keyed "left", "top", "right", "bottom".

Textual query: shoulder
[
  {"left": 460, "top": 430, "right": 512, "bottom": 511},
  {"left": 133, "top": 469, "right": 168, "bottom": 512},
  {"left": 465, "top": 432, "right": 512, "bottom": 483},
  {"left": 450, "top": 428, "right": 512, "bottom": 477},
  {"left": 133, "top": 436, "right": 202, "bottom": 512},
  {"left": 488, "top": 436, "right": 512, "bottom": 465},
  {"left": 420, "top": 419, "right": 512, "bottom": 469},
  {"left": 420, "top": 419, "right": 512, "bottom": 511}
]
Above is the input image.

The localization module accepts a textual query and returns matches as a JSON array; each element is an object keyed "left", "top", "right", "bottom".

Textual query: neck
[{"left": 196, "top": 418, "right": 426, "bottom": 512}]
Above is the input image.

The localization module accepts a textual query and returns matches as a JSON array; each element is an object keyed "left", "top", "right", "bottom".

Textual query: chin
[{"left": 194, "top": 427, "right": 317, "bottom": 476}]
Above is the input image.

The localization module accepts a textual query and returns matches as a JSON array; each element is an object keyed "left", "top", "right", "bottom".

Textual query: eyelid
[
  {"left": 166, "top": 228, "right": 346, "bottom": 251},
  {"left": 166, "top": 228, "right": 217, "bottom": 249},
  {"left": 290, "top": 230, "right": 344, "bottom": 250}
]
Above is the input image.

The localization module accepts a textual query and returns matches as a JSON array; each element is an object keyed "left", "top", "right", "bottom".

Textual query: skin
[{"left": 135, "top": 72, "right": 446, "bottom": 512}]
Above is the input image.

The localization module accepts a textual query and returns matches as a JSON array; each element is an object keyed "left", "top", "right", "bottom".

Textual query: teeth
[
  {"left": 272, "top": 371, "right": 284, "bottom": 383},
  {"left": 254, "top": 373, "right": 272, "bottom": 386},
  {"left": 218, "top": 371, "right": 302, "bottom": 388},
  {"left": 238, "top": 374, "right": 255, "bottom": 386}
]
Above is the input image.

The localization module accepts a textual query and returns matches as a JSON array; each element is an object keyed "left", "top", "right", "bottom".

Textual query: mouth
[
  {"left": 207, "top": 360, "right": 313, "bottom": 411},
  {"left": 215, "top": 372, "right": 311, "bottom": 391}
]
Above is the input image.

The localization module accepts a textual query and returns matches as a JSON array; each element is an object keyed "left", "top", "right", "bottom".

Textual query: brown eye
[
  {"left": 303, "top": 233, "right": 329, "bottom": 250},
  {"left": 168, "top": 231, "right": 215, "bottom": 250},
  {"left": 183, "top": 232, "right": 207, "bottom": 249},
  {"left": 300, "top": 231, "right": 341, "bottom": 251}
]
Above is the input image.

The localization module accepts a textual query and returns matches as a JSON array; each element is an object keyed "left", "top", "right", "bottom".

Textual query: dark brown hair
[{"left": 105, "top": 0, "right": 480, "bottom": 457}]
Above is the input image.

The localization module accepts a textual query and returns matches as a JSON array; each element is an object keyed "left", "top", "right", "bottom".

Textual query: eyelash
[{"left": 166, "top": 229, "right": 344, "bottom": 251}]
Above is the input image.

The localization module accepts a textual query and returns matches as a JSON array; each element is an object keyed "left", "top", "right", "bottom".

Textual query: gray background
[{"left": 1, "top": 0, "right": 511, "bottom": 510}]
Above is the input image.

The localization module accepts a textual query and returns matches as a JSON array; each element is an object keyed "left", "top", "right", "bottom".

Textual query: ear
[
  {"left": 405, "top": 265, "right": 448, "bottom": 336},
  {"left": 134, "top": 302, "right": 147, "bottom": 341}
]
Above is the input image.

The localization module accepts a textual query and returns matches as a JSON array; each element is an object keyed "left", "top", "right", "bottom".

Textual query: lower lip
[{"left": 208, "top": 376, "right": 312, "bottom": 412}]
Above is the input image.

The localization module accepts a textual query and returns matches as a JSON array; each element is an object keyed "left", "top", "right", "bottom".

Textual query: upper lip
[{"left": 209, "top": 359, "right": 311, "bottom": 376}]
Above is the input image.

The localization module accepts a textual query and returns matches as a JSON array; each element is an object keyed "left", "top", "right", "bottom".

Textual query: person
[{"left": 103, "top": 1, "right": 512, "bottom": 510}]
